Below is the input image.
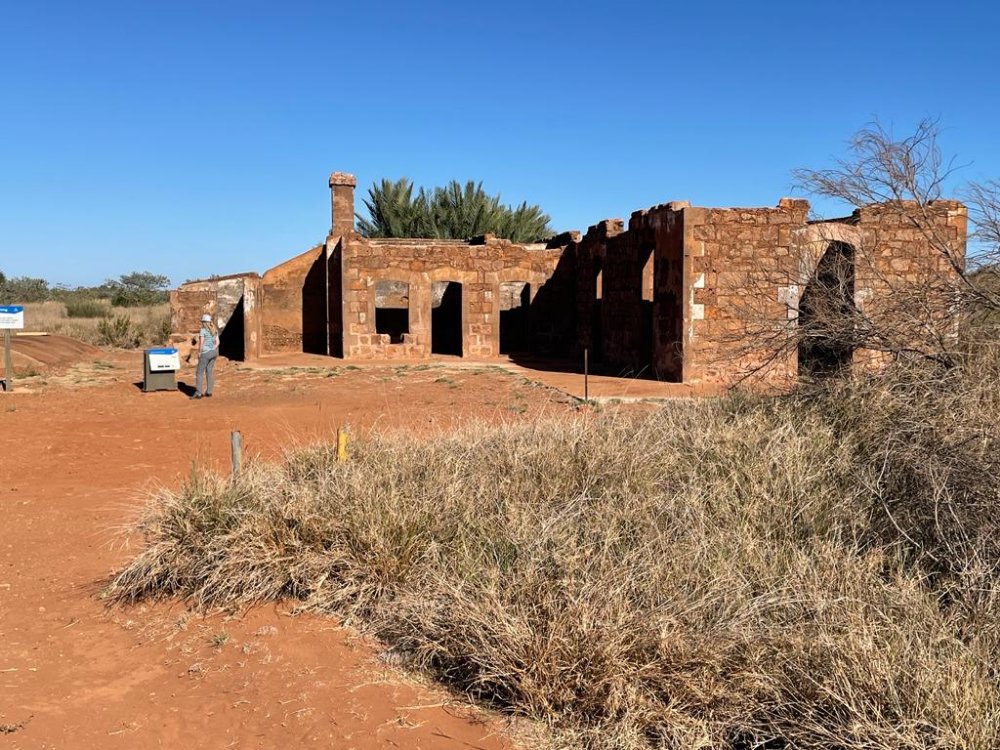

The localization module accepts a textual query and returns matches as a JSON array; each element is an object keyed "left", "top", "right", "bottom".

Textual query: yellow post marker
[{"left": 337, "top": 427, "right": 348, "bottom": 462}]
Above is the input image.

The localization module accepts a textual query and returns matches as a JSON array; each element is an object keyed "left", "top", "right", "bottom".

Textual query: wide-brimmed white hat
[{"left": 201, "top": 314, "right": 212, "bottom": 322}]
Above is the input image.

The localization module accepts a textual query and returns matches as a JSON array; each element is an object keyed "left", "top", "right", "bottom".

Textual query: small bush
[
  {"left": 65, "top": 299, "right": 108, "bottom": 318},
  {"left": 97, "top": 314, "right": 140, "bottom": 348}
]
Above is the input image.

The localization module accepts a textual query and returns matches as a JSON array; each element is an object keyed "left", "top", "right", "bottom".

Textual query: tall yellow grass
[
  {"left": 108, "top": 351, "right": 1000, "bottom": 749},
  {"left": 21, "top": 301, "right": 170, "bottom": 348}
]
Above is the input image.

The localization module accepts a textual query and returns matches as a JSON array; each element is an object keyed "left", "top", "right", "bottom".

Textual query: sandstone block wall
[
  {"left": 685, "top": 199, "right": 810, "bottom": 385},
  {"left": 335, "top": 235, "right": 565, "bottom": 359},
  {"left": 854, "top": 200, "right": 966, "bottom": 319},
  {"left": 169, "top": 170, "right": 968, "bottom": 389},
  {"left": 564, "top": 195, "right": 966, "bottom": 387},
  {"left": 169, "top": 273, "right": 261, "bottom": 360},
  {"left": 259, "top": 245, "right": 326, "bottom": 354}
]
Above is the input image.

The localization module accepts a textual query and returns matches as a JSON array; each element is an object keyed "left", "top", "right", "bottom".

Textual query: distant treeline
[{"left": 0, "top": 270, "right": 170, "bottom": 307}]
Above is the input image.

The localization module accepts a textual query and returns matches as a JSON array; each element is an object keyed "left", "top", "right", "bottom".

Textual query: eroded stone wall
[
  {"left": 335, "top": 235, "right": 566, "bottom": 359},
  {"left": 171, "top": 170, "right": 967, "bottom": 386},
  {"left": 170, "top": 273, "right": 261, "bottom": 360},
  {"left": 259, "top": 245, "right": 326, "bottom": 354},
  {"left": 685, "top": 199, "right": 810, "bottom": 385}
]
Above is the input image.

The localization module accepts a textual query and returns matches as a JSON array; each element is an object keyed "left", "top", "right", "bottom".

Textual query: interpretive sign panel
[
  {"left": 0, "top": 306, "right": 24, "bottom": 329},
  {"left": 146, "top": 348, "right": 180, "bottom": 372}
]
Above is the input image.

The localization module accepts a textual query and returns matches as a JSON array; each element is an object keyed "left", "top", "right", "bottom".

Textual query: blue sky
[{"left": 1, "top": 0, "right": 997, "bottom": 286}]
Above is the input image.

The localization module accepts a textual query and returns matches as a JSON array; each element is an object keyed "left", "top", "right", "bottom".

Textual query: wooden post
[
  {"left": 3, "top": 329, "right": 11, "bottom": 393},
  {"left": 337, "top": 427, "right": 348, "bottom": 463},
  {"left": 583, "top": 347, "right": 589, "bottom": 402},
  {"left": 230, "top": 430, "right": 242, "bottom": 476}
]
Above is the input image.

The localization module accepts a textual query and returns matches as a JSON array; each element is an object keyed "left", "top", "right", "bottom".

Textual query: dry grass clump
[
  {"left": 108, "top": 352, "right": 1000, "bottom": 749},
  {"left": 22, "top": 301, "right": 170, "bottom": 348}
]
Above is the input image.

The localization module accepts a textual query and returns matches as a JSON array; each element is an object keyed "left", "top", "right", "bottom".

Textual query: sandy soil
[
  {"left": 7, "top": 335, "right": 101, "bottom": 375},
  {"left": 0, "top": 351, "right": 587, "bottom": 749}
]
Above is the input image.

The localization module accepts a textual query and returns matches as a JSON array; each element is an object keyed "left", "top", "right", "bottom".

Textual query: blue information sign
[{"left": 0, "top": 306, "right": 24, "bottom": 330}]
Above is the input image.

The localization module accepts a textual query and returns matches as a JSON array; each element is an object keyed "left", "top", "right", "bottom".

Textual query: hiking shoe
[
  {"left": 190, "top": 393, "right": 203, "bottom": 400},
  {"left": 204, "top": 393, "right": 213, "bottom": 398}
]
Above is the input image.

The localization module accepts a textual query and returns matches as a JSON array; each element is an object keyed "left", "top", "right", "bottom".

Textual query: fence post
[
  {"left": 337, "top": 427, "right": 348, "bottom": 463},
  {"left": 230, "top": 430, "right": 242, "bottom": 476},
  {"left": 3, "top": 329, "right": 12, "bottom": 393},
  {"left": 583, "top": 347, "right": 589, "bottom": 402}
]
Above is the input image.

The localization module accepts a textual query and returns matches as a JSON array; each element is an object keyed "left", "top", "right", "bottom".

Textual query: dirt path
[{"left": 0, "top": 353, "right": 578, "bottom": 749}]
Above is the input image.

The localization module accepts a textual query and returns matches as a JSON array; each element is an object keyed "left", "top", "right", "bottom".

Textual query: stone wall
[
  {"left": 259, "top": 245, "right": 326, "bottom": 354},
  {"left": 686, "top": 199, "right": 811, "bottom": 385},
  {"left": 335, "top": 234, "right": 566, "bottom": 359},
  {"left": 565, "top": 196, "right": 967, "bottom": 387},
  {"left": 169, "top": 170, "right": 968, "bottom": 386},
  {"left": 563, "top": 205, "right": 688, "bottom": 380},
  {"left": 169, "top": 273, "right": 261, "bottom": 360},
  {"left": 852, "top": 200, "right": 966, "bottom": 368}
]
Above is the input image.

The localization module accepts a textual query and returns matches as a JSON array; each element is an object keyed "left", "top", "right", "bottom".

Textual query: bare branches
[
  {"left": 792, "top": 119, "right": 962, "bottom": 209},
  {"left": 740, "top": 119, "right": 1000, "bottom": 381},
  {"left": 964, "top": 178, "right": 1000, "bottom": 257}
]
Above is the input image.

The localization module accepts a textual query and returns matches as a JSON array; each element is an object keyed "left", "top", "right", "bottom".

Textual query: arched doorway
[{"left": 798, "top": 241, "right": 856, "bottom": 377}]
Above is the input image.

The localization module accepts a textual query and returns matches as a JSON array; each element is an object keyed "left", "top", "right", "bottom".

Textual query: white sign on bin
[
  {"left": 0, "top": 306, "right": 24, "bottom": 330},
  {"left": 147, "top": 348, "right": 180, "bottom": 372}
]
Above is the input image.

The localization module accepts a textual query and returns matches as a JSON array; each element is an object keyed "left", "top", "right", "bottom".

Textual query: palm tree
[{"left": 357, "top": 178, "right": 552, "bottom": 242}]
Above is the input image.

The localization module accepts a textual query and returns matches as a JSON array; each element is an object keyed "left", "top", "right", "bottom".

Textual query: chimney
[{"left": 329, "top": 171, "right": 357, "bottom": 236}]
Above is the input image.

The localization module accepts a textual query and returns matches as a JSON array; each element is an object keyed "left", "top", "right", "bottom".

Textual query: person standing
[{"left": 192, "top": 313, "right": 219, "bottom": 399}]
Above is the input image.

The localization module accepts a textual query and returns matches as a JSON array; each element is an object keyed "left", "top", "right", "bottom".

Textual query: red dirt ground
[
  {"left": 8, "top": 335, "right": 101, "bottom": 375},
  {"left": 1, "top": 351, "right": 601, "bottom": 749}
]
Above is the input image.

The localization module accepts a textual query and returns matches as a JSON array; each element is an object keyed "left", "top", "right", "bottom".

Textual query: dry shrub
[
  {"left": 65, "top": 298, "right": 109, "bottom": 318},
  {"left": 21, "top": 302, "right": 170, "bottom": 348},
  {"left": 108, "top": 352, "right": 1000, "bottom": 749},
  {"left": 97, "top": 314, "right": 140, "bottom": 348}
]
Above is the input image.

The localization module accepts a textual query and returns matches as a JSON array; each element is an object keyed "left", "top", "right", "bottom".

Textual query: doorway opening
[
  {"left": 639, "top": 249, "right": 654, "bottom": 371},
  {"left": 499, "top": 282, "right": 531, "bottom": 354},
  {"left": 218, "top": 296, "right": 245, "bottom": 361},
  {"left": 798, "top": 241, "right": 856, "bottom": 377},
  {"left": 432, "top": 281, "right": 463, "bottom": 356}
]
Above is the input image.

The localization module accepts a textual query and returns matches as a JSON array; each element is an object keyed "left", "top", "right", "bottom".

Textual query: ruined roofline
[
  {"left": 177, "top": 271, "right": 260, "bottom": 287},
  {"left": 806, "top": 198, "right": 968, "bottom": 226},
  {"left": 360, "top": 236, "right": 556, "bottom": 250},
  {"left": 809, "top": 215, "right": 859, "bottom": 226},
  {"left": 363, "top": 237, "right": 473, "bottom": 246},
  {"left": 573, "top": 197, "right": 815, "bottom": 239}
]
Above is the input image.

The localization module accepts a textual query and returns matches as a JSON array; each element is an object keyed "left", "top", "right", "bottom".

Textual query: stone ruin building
[{"left": 171, "top": 171, "right": 967, "bottom": 387}]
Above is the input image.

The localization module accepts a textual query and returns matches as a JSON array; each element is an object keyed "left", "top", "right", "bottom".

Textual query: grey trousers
[{"left": 195, "top": 349, "right": 218, "bottom": 396}]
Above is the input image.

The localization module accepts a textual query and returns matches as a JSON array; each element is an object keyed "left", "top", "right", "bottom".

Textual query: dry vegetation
[
  {"left": 22, "top": 300, "right": 170, "bottom": 348},
  {"left": 107, "top": 345, "right": 1000, "bottom": 749}
]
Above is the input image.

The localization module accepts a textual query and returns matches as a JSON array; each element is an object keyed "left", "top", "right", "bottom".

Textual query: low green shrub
[
  {"left": 97, "top": 314, "right": 140, "bottom": 348},
  {"left": 65, "top": 299, "right": 108, "bottom": 318}
]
